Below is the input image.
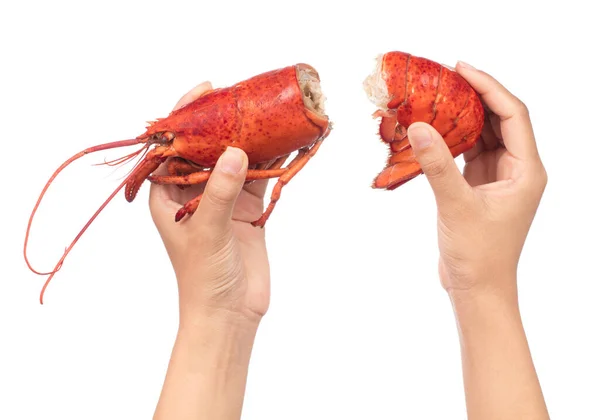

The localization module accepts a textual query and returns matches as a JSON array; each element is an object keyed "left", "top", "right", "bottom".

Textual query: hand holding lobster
[
  {"left": 406, "top": 61, "right": 548, "bottom": 298},
  {"left": 150, "top": 82, "right": 272, "bottom": 324},
  {"left": 25, "top": 63, "right": 329, "bottom": 304}
]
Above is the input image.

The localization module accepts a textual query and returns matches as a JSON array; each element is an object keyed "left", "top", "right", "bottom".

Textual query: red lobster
[
  {"left": 363, "top": 51, "right": 485, "bottom": 189},
  {"left": 25, "top": 63, "right": 331, "bottom": 303}
]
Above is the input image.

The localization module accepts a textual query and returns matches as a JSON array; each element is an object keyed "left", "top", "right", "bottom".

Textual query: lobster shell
[
  {"left": 25, "top": 63, "right": 331, "bottom": 303},
  {"left": 364, "top": 51, "right": 485, "bottom": 190}
]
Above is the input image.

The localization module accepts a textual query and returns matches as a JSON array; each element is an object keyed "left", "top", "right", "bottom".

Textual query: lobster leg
[
  {"left": 151, "top": 137, "right": 323, "bottom": 226},
  {"left": 167, "top": 157, "right": 202, "bottom": 190},
  {"left": 148, "top": 167, "right": 287, "bottom": 185},
  {"left": 256, "top": 154, "right": 290, "bottom": 171},
  {"left": 175, "top": 194, "right": 204, "bottom": 222},
  {"left": 251, "top": 137, "right": 325, "bottom": 228},
  {"left": 173, "top": 154, "right": 292, "bottom": 222},
  {"left": 254, "top": 160, "right": 275, "bottom": 170},
  {"left": 166, "top": 168, "right": 287, "bottom": 222},
  {"left": 265, "top": 154, "right": 290, "bottom": 170}
]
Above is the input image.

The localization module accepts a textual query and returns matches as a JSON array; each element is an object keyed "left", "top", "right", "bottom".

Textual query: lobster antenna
[
  {"left": 24, "top": 138, "right": 145, "bottom": 276},
  {"left": 93, "top": 143, "right": 151, "bottom": 182},
  {"left": 38, "top": 174, "right": 133, "bottom": 304}
]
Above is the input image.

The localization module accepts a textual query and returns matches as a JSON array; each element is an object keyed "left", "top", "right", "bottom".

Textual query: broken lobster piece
[
  {"left": 25, "top": 63, "right": 331, "bottom": 303},
  {"left": 363, "top": 51, "right": 485, "bottom": 190}
]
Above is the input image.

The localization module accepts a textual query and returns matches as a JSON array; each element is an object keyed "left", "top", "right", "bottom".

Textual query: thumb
[
  {"left": 192, "top": 146, "right": 248, "bottom": 230},
  {"left": 407, "top": 122, "right": 471, "bottom": 206}
]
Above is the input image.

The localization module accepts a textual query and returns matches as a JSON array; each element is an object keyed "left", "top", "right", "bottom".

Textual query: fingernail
[
  {"left": 408, "top": 125, "right": 432, "bottom": 150},
  {"left": 218, "top": 147, "right": 244, "bottom": 174},
  {"left": 457, "top": 60, "right": 476, "bottom": 70},
  {"left": 198, "top": 81, "right": 213, "bottom": 90}
]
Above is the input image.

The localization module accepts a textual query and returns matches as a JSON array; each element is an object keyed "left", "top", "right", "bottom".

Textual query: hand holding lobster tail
[
  {"left": 149, "top": 83, "right": 272, "bottom": 324},
  {"left": 405, "top": 61, "right": 548, "bottom": 297},
  {"left": 408, "top": 61, "right": 550, "bottom": 420}
]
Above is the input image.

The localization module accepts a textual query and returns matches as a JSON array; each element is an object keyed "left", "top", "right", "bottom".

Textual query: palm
[
  {"left": 463, "top": 148, "right": 507, "bottom": 187},
  {"left": 461, "top": 110, "right": 517, "bottom": 188},
  {"left": 229, "top": 181, "right": 272, "bottom": 316}
]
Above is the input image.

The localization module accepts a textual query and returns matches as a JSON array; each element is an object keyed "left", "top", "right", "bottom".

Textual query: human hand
[
  {"left": 406, "top": 61, "right": 548, "bottom": 298},
  {"left": 148, "top": 82, "right": 271, "bottom": 325}
]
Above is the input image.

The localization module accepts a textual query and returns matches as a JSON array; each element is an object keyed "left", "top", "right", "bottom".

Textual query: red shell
[
  {"left": 370, "top": 51, "right": 485, "bottom": 190},
  {"left": 141, "top": 64, "right": 329, "bottom": 167}
]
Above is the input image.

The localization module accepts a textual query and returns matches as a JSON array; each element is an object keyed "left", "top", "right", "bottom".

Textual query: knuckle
[
  {"left": 421, "top": 157, "right": 450, "bottom": 178},
  {"left": 514, "top": 99, "right": 530, "bottom": 117},
  {"left": 206, "top": 182, "right": 235, "bottom": 208},
  {"left": 536, "top": 167, "right": 548, "bottom": 195},
  {"left": 526, "top": 160, "right": 548, "bottom": 192},
  {"left": 539, "top": 164, "right": 548, "bottom": 187}
]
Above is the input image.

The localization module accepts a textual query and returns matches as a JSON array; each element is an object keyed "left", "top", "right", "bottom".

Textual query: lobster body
[
  {"left": 26, "top": 63, "right": 330, "bottom": 303},
  {"left": 126, "top": 64, "right": 330, "bottom": 202},
  {"left": 364, "top": 51, "right": 485, "bottom": 190},
  {"left": 140, "top": 64, "right": 329, "bottom": 168}
]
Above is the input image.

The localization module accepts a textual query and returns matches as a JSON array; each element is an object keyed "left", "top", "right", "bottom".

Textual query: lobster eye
[{"left": 158, "top": 132, "right": 175, "bottom": 144}]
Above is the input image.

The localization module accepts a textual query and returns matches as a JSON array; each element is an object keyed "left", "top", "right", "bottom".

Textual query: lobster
[
  {"left": 363, "top": 51, "right": 485, "bottom": 190},
  {"left": 25, "top": 63, "right": 331, "bottom": 304}
]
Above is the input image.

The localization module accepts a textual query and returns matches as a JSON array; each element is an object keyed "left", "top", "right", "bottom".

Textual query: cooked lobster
[
  {"left": 25, "top": 63, "right": 331, "bottom": 303},
  {"left": 364, "top": 51, "right": 485, "bottom": 190}
]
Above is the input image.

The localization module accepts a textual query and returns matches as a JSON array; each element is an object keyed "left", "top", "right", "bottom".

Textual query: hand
[
  {"left": 407, "top": 61, "right": 550, "bottom": 419},
  {"left": 149, "top": 82, "right": 271, "bottom": 325},
  {"left": 406, "top": 61, "right": 548, "bottom": 297}
]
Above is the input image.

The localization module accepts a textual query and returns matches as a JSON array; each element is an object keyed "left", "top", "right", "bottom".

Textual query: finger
[
  {"left": 149, "top": 183, "right": 182, "bottom": 238},
  {"left": 192, "top": 147, "right": 248, "bottom": 230},
  {"left": 243, "top": 179, "right": 269, "bottom": 199},
  {"left": 455, "top": 61, "right": 539, "bottom": 160},
  {"left": 463, "top": 137, "right": 485, "bottom": 163},
  {"left": 149, "top": 159, "right": 176, "bottom": 220},
  {"left": 489, "top": 112, "right": 504, "bottom": 146},
  {"left": 480, "top": 114, "right": 500, "bottom": 151},
  {"left": 407, "top": 122, "right": 472, "bottom": 207},
  {"left": 173, "top": 81, "right": 213, "bottom": 110}
]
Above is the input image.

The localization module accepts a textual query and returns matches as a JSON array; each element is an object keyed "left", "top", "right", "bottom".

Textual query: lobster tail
[
  {"left": 372, "top": 148, "right": 422, "bottom": 190},
  {"left": 364, "top": 51, "right": 485, "bottom": 191}
]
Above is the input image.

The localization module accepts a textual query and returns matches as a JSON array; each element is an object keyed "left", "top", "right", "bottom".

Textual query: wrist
[
  {"left": 445, "top": 267, "right": 518, "bottom": 304},
  {"left": 446, "top": 276, "right": 549, "bottom": 420},
  {"left": 178, "top": 309, "right": 260, "bottom": 347},
  {"left": 154, "top": 310, "right": 259, "bottom": 420},
  {"left": 448, "top": 285, "right": 518, "bottom": 309},
  {"left": 175, "top": 312, "right": 259, "bottom": 397},
  {"left": 448, "top": 284, "right": 523, "bottom": 342},
  {"left": 178, "top": 294, "right": 266, "bottom": 328}
]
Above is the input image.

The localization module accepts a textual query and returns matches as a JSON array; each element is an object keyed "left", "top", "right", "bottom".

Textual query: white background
[{"left": 1, "top": 0, "right": 598, "bottom": 418}]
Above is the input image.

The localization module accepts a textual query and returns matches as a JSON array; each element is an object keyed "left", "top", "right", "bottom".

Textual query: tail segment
[
  {"left": 373, "top": 131, "right": 481, "bottom": 191},
  {"left": 372, "top": 147, "right": 422, "bottom": 190}
]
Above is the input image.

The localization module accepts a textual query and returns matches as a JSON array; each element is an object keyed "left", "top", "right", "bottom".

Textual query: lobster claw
[{"left": 125, "top": 145, "right": 175, "bottom": 202}]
